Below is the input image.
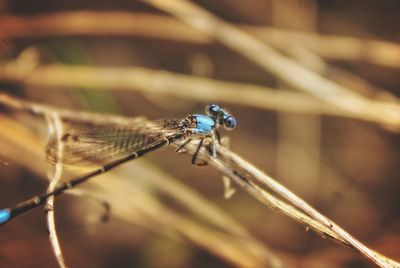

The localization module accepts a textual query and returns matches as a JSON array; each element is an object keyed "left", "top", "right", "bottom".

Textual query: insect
[{"left": 0, "top": 104, "right": 236, "bottom": 225}]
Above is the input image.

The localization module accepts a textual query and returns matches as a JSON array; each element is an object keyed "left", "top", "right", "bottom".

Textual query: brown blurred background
[{"left": 0, "top": 1, "right": 399, "bottom": 267}]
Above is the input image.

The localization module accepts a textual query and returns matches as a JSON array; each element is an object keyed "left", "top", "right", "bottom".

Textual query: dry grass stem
[
  {"left": 0, "top": 12, "right": 399, "bottom": 68},
  {"left": 2, "top": 61, "right": 400, "bottom": 129},
  {"left": 0, "top": 96, "right": 284, "bottom": 267},
  {"left": 0, "top": 2, "right": 398, "bottom": 267},
  {"left": 1, "top": 93, "right": 398, "bottom": 267},
  {"left": 142, "top": 0, "right": 400, "bottom": 131},
  {"left": 44, "top": 113, "right": 67, "bottom": 268},
  {"left": 217, "top": 147, "right": 399, "bottom": 268},
  {"left": 279, "top": 42, "right": 399, "bottom": 102},
  {"left": 184, "top": 134, "right": 400, "bottom": 268},
  {"left": 0, "top": 62, "right": 342, "bottom": 117}
]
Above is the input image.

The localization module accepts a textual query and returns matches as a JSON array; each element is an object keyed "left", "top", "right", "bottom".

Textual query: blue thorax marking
[
  {"left": 193, "top": 114, "right": 215, "bottom": 135},
  {"left": 0, "top": 209, "right": 10, "bottom": 224}
]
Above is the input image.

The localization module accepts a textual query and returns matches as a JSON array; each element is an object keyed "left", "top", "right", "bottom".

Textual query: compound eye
[
  {"left": 206, "top": 104, "right": 220, "bottom": 115},
  {"left": 223, "top": 116, "right": 237, "bottom": 130}
]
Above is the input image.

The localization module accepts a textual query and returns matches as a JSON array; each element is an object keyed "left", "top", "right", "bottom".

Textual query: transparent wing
[{"left": 46, "top": 116, "right": 179, "bottom": 166}]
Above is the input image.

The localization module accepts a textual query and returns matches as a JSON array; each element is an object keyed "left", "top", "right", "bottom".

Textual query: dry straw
[{"left": 0, "top": 93, "right": 398, "bottom": 267}]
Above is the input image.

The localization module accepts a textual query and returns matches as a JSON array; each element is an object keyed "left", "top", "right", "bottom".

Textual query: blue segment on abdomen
[
  {"left": 0, "top": 209, "right": 10, "bottom": 224},
  {"left": 193, "top": 114, "right": 215, "bottom": 135}
]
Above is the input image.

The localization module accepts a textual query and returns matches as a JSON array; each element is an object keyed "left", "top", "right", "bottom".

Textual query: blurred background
[{"left": 0, "top": 0, "right": 400, "bottom": 267}]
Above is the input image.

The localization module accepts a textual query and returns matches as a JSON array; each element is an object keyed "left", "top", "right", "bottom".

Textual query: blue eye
[
  {"left": 206, "top": 104, "right": 220, "bottom": 115},
  {"left": 223, "top": 116, "right": 237, "bottom": 130}
]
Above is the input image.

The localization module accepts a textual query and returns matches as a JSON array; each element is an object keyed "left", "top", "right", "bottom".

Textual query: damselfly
[{"left": 0, "top": 104, "right": 237, "bottom": 225}]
